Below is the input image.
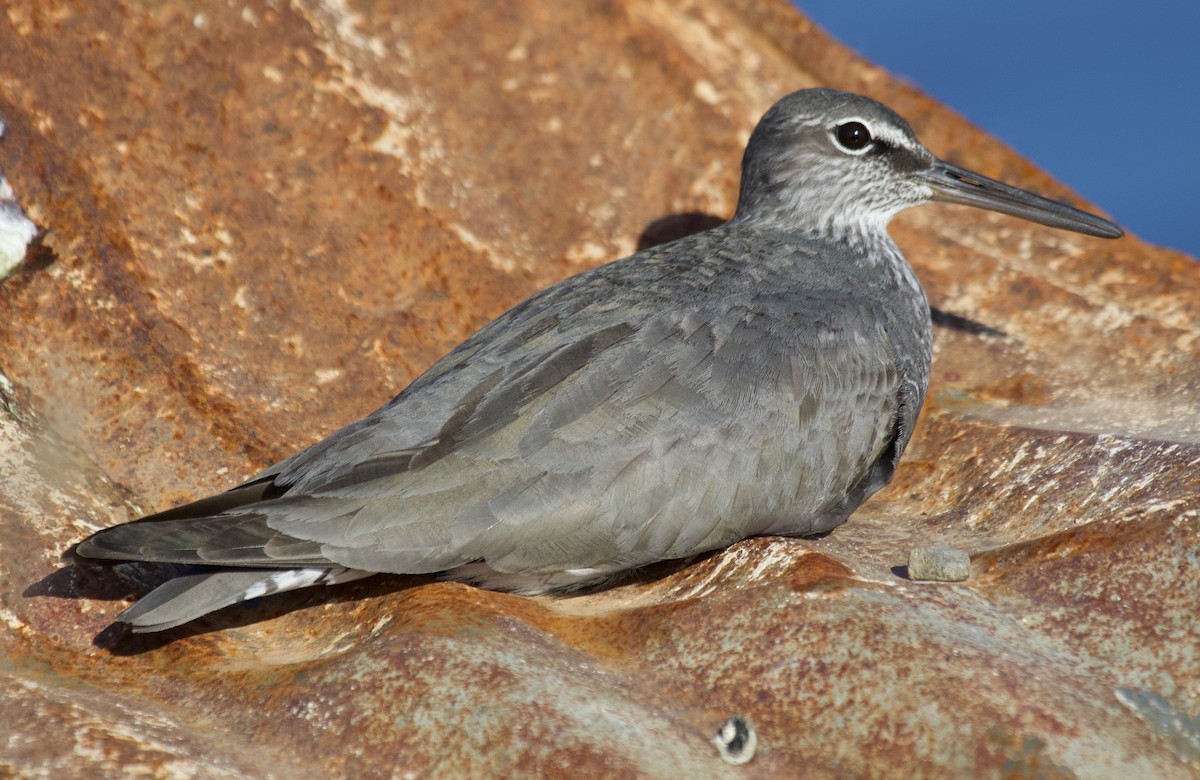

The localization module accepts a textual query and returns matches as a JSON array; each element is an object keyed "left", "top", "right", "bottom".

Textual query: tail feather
[
  {"left": 67, "top": 514, "right": 329, "bottom": 568},
  {"left": 118, "top": 567, "right": 373, "bottom": 633}
]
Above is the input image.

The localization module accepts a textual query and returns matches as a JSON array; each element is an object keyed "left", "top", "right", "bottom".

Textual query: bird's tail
[{"left": 117, "top": 567, "right": 373, "bottom": 633}]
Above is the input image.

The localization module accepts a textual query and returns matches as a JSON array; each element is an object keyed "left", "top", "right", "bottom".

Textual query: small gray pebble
[
  {"left": 712, "top": 715, "right": 757, "bottom": 765},
  {"left": 907, "top": 545, "right": 970, "bottom": 582}
]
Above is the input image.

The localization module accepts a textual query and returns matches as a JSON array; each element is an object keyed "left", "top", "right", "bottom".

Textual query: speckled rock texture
[{"left": 2, "top": 1, "right": 1198, "bottom": 777}]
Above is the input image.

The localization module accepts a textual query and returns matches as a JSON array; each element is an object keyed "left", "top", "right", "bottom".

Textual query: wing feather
[{"left": 74, "top": 230, "right": 917, "bottom": 592}]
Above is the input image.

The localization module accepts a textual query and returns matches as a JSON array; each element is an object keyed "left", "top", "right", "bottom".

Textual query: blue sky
[{"left": 797, "top": 0, "right": 1200, "bottom": 259}]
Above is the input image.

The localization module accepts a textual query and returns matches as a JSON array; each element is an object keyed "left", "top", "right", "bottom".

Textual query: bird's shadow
[
  {"left": 26, "top": 563, "right": 427, "bottom": 654},
  {"left": 34, "top": 547, "right": 740, "bottom": 654},
  {"left": 638, "top": 212, "right": 1007, "bottom": 340},
  {"left": 33, "top": 531, "right": 840, "bottom": 654},
  {"left": 929, "top": 309, "right": 1006, "bottom": 339},
  {"left": 637, "top": 212, "right": 727, "bottom": 251},
  {"left": 31, "top": 555, "right": 708, "bottom": 655}
]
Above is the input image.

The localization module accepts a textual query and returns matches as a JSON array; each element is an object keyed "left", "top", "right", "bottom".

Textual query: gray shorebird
[{"left": 66, "top": 89, "right": 1122, "bottom": 632}]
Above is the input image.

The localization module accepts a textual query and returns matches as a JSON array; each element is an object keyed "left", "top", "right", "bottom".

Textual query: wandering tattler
[{"left": 66, "top": 89, "right": 1122, "bottom": 632}]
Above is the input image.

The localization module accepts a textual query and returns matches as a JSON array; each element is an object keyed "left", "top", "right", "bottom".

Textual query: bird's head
[{"left": 734, "top": 89, "right": 1122, "bottom": 242}]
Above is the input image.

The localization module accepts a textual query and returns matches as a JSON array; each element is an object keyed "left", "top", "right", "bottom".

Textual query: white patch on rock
[
  {"left": 0, "top": 177, "right": 38, "bottom": 279},
  {"left": 692, "top": 79, "right": 720, "bottom": 105},
  {"left": 1, "top": 118, "right": 38, "bottom": 277}
]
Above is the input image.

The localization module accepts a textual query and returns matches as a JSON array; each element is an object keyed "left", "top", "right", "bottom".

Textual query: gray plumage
[{"left": 66, "top": 89, "right": 1121, "bottom": 632}]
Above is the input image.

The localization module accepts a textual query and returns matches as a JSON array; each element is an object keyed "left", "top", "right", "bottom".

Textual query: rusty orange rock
[{"left": 1, "top": 0, "right": 1197, "bottom": 776}]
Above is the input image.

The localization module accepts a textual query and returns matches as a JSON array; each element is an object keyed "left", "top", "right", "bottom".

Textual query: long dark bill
[{"left": 920, "top": 159, "right": 1123, "bottom": 239}]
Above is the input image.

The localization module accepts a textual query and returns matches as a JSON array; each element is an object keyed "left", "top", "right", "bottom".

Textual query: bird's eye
[{"left": 834, "top": 121, "right": 873, "bottom": 152}]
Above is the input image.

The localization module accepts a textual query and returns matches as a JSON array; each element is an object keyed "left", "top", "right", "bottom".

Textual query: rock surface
[{"left": 2, "top": 0, "right": 1198, "bottom": 777}]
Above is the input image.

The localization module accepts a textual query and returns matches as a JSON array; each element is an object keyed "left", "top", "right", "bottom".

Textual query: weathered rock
[{"left": 1, "top": 0, "right": 1197, "bottom": 777}]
